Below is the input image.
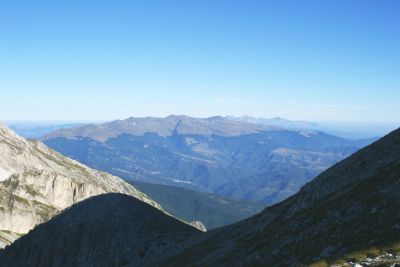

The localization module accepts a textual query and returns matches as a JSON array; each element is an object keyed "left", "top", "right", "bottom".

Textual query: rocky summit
[{"left": 0, "top": 124, "right": 160, "bottom": 249}]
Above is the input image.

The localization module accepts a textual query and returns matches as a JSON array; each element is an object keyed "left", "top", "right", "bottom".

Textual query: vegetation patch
[{"left": 310, "top": 242, "right": 400, "bottom": 266}]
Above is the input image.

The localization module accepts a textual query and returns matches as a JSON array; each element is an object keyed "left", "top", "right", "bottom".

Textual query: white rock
[{"left": 0, "top": 167, "right": 11, "bottom": 182}]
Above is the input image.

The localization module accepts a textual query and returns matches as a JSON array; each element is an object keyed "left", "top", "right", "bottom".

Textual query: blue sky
[{"left": 0, "top": 0, "right": 399, "bottom": 124}]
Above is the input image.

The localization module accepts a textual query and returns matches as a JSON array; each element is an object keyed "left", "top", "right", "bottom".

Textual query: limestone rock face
[{"left": 0, "top": 124, "right": 160, "bottom": 248}]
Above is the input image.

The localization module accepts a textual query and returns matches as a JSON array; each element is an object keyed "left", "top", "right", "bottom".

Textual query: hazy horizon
[
  {"left": 1, "top": 114, "right": 399, "bottom": 139},
  {"left": 2, "top": 114, "right": 399, "bottom": 124}
]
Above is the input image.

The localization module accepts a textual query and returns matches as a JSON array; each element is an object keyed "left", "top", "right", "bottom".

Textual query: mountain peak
[
  {"left": 0, "top": 123, "right": 29, "bottom": 150},
  {"left": 166, "top": 114, "right": 192, "bottom": 119},
  {"left": 0, "top": 123, "right": 25, "bottom": 140}
]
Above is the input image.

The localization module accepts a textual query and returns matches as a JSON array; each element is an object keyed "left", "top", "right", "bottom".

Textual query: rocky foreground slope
[
  {"left": 0, "top": 124, "right": 160, "bottom": 248},
  {"left": 1, "top": 126, "right": 398, "bottom": 266}
]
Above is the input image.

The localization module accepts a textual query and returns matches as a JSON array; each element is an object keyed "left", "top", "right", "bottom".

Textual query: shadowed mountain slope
[{"left": 0, "top": 194, "right": 201, "bottom": 267}]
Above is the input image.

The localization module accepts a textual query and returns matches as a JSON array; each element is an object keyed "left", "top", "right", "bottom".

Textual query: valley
[{"left": 42, "top": 116, "right": 374, "bottom": 205}]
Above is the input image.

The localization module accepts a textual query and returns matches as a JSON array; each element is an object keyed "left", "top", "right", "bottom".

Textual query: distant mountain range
[
  {"left": 226, "top": 115, "right": 385, "bottom": 139},
  {"left": 6, "top": 123, "right": 83, "bottom": 139},
  {"left": 43, "top": 115, "right": 279, "bottom": 141},
  {"left": 2, "top": 127, "right": 399, "bottom": 266},
  {"left": 5, "top": 116, "right": 386, "bottom": 140},
  {"left": 226, "top": 115, "right": 321, "bottom": 131},
  {"left": 42, "top": 115, "right": 375, "bottom": 204}
]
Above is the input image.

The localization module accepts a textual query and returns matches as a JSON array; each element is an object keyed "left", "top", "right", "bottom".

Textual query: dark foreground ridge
[
  {"left": 0, "top": 193, "right": 201, "bottom": 267},
  {"left": 1, "top": 128, "right": 399, "bottom": 266}
]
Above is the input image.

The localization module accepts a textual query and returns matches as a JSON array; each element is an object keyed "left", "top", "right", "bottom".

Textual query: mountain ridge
[
  {"left": 226, "top": 115, "right": 321, "bottom": 131},
  {"left": 43, "top": 117, "right": 373, "bottom": 203},
  {"left": 43, "top": 115, "right": 281, "bottom": 142}
]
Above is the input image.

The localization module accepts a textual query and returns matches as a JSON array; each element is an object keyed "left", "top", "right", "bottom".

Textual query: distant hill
[
  {"left": 226, "top": 115, "right": 383, "bottom": 140},
  {"left": 43, "top": 115, "right": 374, "bottom": 204},
  {"left": 5, "top": 123, "right": 83, "bottom": 139},
  {"left": 2, "top": 127, "right": 399, "bottom": 266},
  {"left": 131, "top": 181, "right": 265, "bottom": 229}
]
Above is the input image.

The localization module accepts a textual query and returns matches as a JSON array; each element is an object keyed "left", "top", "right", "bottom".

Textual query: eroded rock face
[{"left": 0, "top": 124, "right": 160, "bottom": 248}]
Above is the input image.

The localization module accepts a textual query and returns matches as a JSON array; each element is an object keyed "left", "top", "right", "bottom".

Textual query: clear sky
[{"left": 0, "top": 0, "right": 399, "bottom": 124}]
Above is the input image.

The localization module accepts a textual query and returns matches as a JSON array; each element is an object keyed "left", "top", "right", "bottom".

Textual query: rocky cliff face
[{"left": 0, "top": 124, "right": 160, "bottom": 249}]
